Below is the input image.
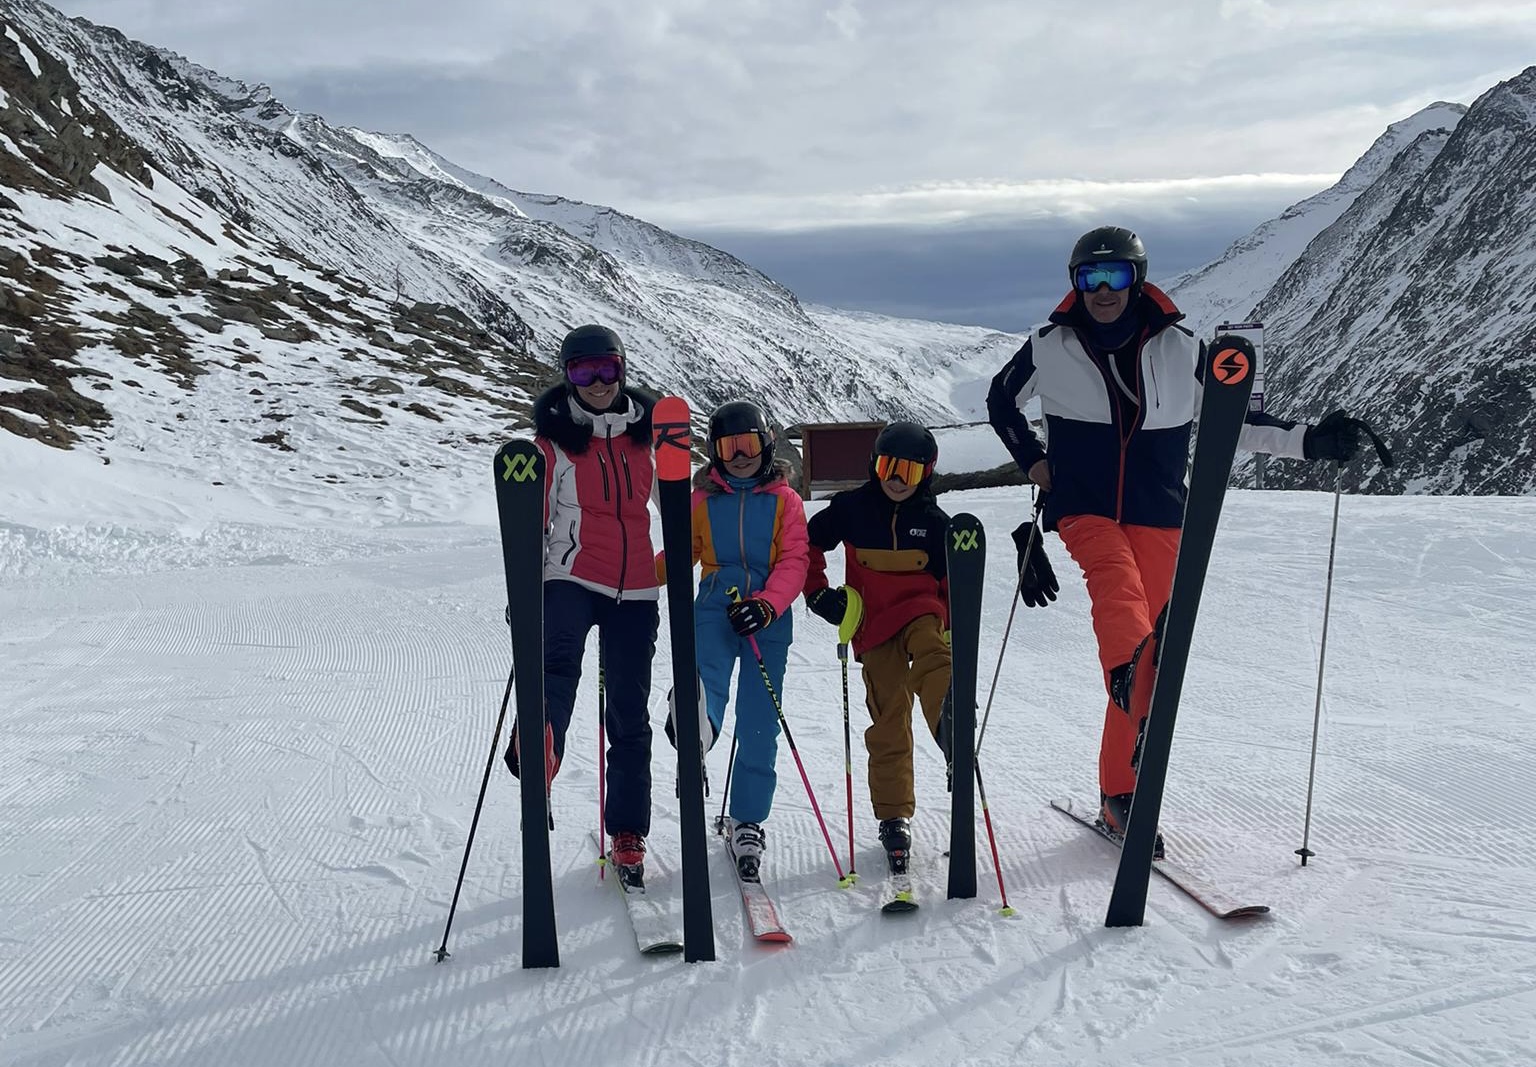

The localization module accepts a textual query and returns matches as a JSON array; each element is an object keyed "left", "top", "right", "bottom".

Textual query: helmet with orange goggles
[
  {"left": 707, "top": 399, "right": 775, "bottom": 480},
  {"left": 870, "top": 421, "right": 937, "bottom": 489}
]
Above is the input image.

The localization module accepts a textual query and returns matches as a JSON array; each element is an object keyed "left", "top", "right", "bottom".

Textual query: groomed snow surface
[{"left": 3, "top": 488, "right": 1534, "bottom": 1066}]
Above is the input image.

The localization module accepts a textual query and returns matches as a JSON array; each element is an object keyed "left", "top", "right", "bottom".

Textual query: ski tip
[
  {"left": 1222, "top": 905, "right": 1272, "bottom": 919},
  {"left": 755, "top": 931, "right": 794, "bottom": 944},
  {"left": 641, "top": 942, "right": 686, "bottom": 956},
  {"left": 881, "top": 897, "right": 919, "bottom": 915}
]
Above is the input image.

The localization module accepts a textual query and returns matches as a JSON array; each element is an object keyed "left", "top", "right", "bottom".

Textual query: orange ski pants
[{"left": 1057, "top": 515, "right": 1181, "bottom": 796}]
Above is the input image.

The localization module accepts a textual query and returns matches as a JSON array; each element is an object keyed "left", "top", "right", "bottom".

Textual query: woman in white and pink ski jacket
[{"left": 511, "top": 324, "right": 660, "bottom": 868}]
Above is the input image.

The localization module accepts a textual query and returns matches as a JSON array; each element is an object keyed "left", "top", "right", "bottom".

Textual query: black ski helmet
[
  {"left": 558, "top": 324, "right": 625, "bottom": 367},
  {"left": 870, "top": 421, "right": 938, "bottom": 485},
  {"left": 1068, "top": 226, "right": 1148, "bottom": 289},
  {"left": 707, "top": 399, "right": 775, "bottom": 478}
]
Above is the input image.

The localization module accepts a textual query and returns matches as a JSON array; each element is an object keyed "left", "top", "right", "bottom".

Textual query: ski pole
[
  {"left": 973, "top": 759, "right": 1014, "bottom": 916},
  {"left": 839, "top": 646, "right": 856, "bottom": 886},
  {"left": 977, "top": 494, "right": 1044, "bottom": 753},
  {"left": 714, "top": 735, "right": 738, "bottom": 835},
  {"left": 434, "top": 664, "right": 515, "bottom": 962},
  {"left": 1296, "top": 465, "right": 1343, "bottom": 866},
  {"left": 1296, "top": 427, "right": 1393, "bottom": 866},
  {"left": 597, "top": 661, "right": 607, "bottom": 878},
  {"left": 837, "top": 587, "right": 864, "bottom": 887},
  {"left": 730, "top": 588, "right": 847, "bottom": 882}
]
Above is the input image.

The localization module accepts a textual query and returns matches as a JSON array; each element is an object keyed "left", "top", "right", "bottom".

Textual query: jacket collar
[{"left": 1048, "top": 282, "right": 1185, "bottom": 335}]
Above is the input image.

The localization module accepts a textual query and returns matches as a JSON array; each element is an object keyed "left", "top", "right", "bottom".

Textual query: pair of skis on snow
[
  {"left": 586, "top": 833, "right": 788, "bottom": 954},
  {"left": 496, "top": 336, "right": 1265, "bottom": 965}
]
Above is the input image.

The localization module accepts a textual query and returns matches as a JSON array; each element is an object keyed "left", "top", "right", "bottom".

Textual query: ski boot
[
  {"left": 728, "top": 820, "right": 766, "bottom": 883},
  {"left": 609, "top": 831, "right": 647, "bottom": 889},
  {"left": 1098, "top": 792, "right": 1164, "bottom": 860},
  {"left": 878, "top": 817, "right": 913, "bottom": 875}
]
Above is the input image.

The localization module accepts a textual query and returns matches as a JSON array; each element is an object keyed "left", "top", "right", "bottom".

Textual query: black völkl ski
[
  {"left": 494, "top": 439, "right": 559, "bottom": 968},
  {"left": 1053, "top": 799, "right": 1269, "bottom": 920},
  {"left": 945, "top": 513, "right": 985, "bottom": 901},
  {"left": 1105, "top": 336, "right": 1258, "bottom": 928}
]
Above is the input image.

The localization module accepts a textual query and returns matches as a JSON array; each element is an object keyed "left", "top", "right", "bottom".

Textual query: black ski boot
[
  {"left": 878, "top": 817, "right": 912, "bottom": 875},
  {"left": 1098, "top": 792, "right": 1165, "bottom": 859}
]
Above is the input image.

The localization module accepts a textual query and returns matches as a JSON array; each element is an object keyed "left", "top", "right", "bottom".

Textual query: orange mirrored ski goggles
[
  {"left": 873, "top": 454, "right": 930, "bottom": 486},
  {"left": 713, "top": 431, "right": 766, "bottom": 461}
]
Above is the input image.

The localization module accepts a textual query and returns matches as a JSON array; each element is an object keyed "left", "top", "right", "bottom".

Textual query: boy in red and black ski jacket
[{"left": 802, "top": 422, "right": 951, "bottom": 847}]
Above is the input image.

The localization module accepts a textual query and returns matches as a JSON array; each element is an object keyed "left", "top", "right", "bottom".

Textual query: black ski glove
[
  {"left": 806, "top": 586, "right": 847, "bottom": 627},
  {"left": 727, "top": 597, "right": 776, "bottom": 636},
  {"left": 1010, "top": 520, "right": 1058, "bottom": 607},
  {"left": 1303, "top": 410, "right": 1369, "bottom": 463}
]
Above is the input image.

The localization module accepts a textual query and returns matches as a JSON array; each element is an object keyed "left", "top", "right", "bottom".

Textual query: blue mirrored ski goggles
[{"left": 1073, "top": 260, "right": 1137, "bottom": 292}]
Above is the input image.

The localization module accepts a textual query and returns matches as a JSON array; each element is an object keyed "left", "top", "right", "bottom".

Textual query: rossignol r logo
[
  {"left": 952, "top": 529, "right": 979, "bottom": 551},
  {"left": 502, "top": 452, "right": 538, "bottom": 483}
]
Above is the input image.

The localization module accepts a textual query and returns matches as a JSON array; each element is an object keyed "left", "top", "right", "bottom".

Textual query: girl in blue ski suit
[{"left": 662, "top": 401, "right": 808, "bottom": 870}]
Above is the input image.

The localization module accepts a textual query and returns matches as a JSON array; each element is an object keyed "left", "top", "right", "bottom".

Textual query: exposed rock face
[{"left": 1168, "top": 73, "right": 1536, "bottom": 496}]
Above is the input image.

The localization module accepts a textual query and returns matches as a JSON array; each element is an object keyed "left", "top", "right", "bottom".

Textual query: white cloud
[
  {"left": 635, "top": 173, "right": 1341, "bottom": 231},
  {"left": 44, "top": 0, "right": 1536, "bottom": 231}
]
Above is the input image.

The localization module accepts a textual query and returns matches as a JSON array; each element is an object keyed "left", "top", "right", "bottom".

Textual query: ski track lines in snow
[{"left": 1, "top": 492, "right": 1535, "bottom": 1066}]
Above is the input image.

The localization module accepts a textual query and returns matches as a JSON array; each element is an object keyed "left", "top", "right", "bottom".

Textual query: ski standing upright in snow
[
  {"left": 493, "top": 438, "right": 559, "bottom": 969},
  {"left": 1104, "top": 336, "right": 1256, "bottom": 928},
  {"left": 945, "top": 513, "right": 985, "bottom": 901},
  {"left": 653, "top": 396, "right": 716, "bottom": 962}
]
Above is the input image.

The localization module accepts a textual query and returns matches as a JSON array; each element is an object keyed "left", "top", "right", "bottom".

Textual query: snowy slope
[{"left": 3, "top": 486, "right": 1534, "bottom": 1067}]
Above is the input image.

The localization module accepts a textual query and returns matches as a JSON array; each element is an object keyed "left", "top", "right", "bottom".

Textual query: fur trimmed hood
[{"left": 533, "top": 384, "right": 656, "bottom": 455}]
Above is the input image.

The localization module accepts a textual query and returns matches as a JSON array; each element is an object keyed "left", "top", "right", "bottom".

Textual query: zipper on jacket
[
  {"left": 605, "top": 429, "right": 628, "bottom": 599},
  {"left": 621, "top": 451, "right": 634, "bottom": 498},
  {"left": 737, "top": 486, "right": 751, "bottom": 599},
  {"left": 597, "top": 451, "right": 611, "bottom": 501},
  {"left": 561, "top": 521, "right": 578, "bottom": 566}
]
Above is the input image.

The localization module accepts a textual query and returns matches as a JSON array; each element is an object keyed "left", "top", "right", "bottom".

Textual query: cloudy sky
[{"left": 50, "top": 0, "right": 1536, "bottom": 329}]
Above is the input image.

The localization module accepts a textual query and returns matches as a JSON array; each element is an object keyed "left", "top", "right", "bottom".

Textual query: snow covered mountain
[
  {"left": 1164, "top": 102, "right": 1468, "bottom": 333},
  {"left": 1166, "top": 73, "right": 1536, "bottom": 496},
  {"left": 0, "top": 0, "right": 1017, "bottom": 524}
]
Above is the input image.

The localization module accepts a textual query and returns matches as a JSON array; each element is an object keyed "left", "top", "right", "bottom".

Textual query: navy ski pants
[{"left": 543, "top": 579, "right": 659, "bottom": 837}]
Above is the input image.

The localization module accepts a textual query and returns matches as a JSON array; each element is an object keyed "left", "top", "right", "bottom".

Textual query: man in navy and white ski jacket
[{"left": 986, "top": 225, "right": 1369, "bottom": 832}]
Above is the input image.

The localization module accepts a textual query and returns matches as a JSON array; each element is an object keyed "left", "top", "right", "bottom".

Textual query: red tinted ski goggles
[
  {"left": 713, "top": 431, "right": 766, "bottom": 462},
  {"left": 873, "top": 454, "right": 931, "bottom": 487},
  {"left": 566, "top": 355, "right": 623, "bottom": 386},
  {"left": 1073, "top": 260, "right": 1136, "bottom": 292}
]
